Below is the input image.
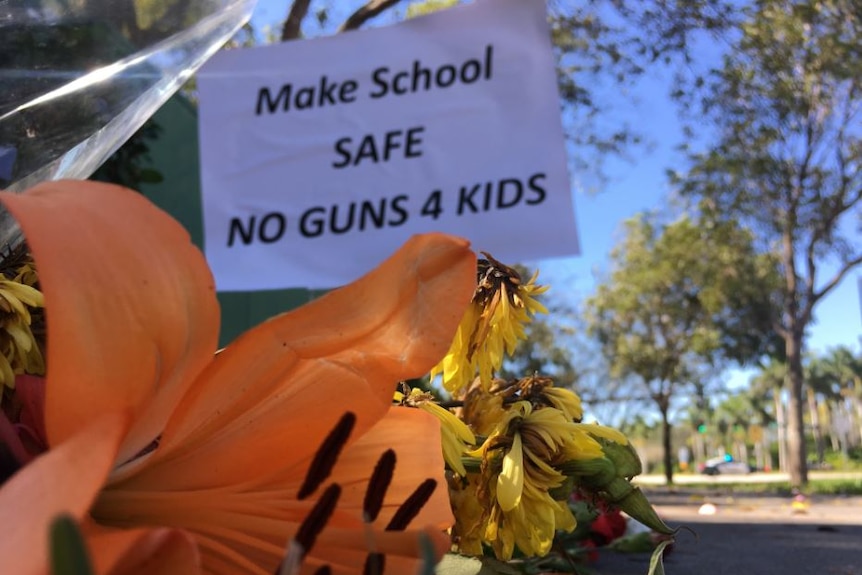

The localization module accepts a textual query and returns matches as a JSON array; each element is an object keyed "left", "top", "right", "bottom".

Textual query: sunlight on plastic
[{"left": 1, "top": 0, "right": 256, "bottom": 192}]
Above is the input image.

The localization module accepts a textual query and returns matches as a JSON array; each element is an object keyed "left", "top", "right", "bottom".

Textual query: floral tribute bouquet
[{"left": 0, "top": 180, "right": 672, "bottom": 575}]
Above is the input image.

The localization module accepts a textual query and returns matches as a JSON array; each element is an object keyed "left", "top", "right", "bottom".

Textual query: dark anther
[
  {"left": 385, "top": 479, "right": 437, "bottom": 531},
  {"left": 294, "top": 483, "right": 342, "bottom": 558},
  {"left": 274, "top": 559, "right": 333, "bottom": 575},
  {"left": 297, "top": 412, "right": 356, "bottom": 500},
  {"left": 363, "top": 552, "right": 386, "bottom": 575},
  {"left": 363, "top": 449, "right": 396, "bottom": 523}
]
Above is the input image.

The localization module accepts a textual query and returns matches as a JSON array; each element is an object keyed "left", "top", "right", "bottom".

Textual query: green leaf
[
  {"left": 647, "top": 539, "right": 674, "bottom": 575},
  {"left": 50, "top": 514, "right": 94, "bottom": 575},
  {"left": 419, "top": 534, "right": 438, "bottom": 575},
  {"left": 614, "top": 487, "right": 675, "bottom": 535},
  {"left": 607, "top": 531, "right": 656, "bottom": 553},
  {"left": 435, "top": 554, "right": 521, "bottom": 575}
]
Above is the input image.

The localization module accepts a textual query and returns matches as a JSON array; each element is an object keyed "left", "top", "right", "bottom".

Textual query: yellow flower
[
  {"left": 447, "top": 474, "right": 486, "bottom": 555},
  {"left": 395, "top": 386, "right": 476, "bottom": 475},
  {"left": 486, "top": 486, "right": 575, "bottom": 560},
  {"left": 0, "top": 273, "right": 45, "bottom": 392},
  {"left": 429, "top": 304, "right": 481, "bottom": 395},
  {"left": 469, "top": 401, "right": 584, "bottom": 559},
  {"left": 430, "top": 255, "right": 547, "bottom": 395},
  {"left": 541, "top": 386, "right": 583, "bottom": 422},
  {"left": 460, "top": 379, "right": 507, "bottom": 437}
]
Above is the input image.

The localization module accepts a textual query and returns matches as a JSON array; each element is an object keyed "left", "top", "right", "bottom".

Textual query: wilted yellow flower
[
  {"left": 395, "top": 386, "right": 476, "bottom": 475},
  {"left": 0, "top": 259, "right": 45, "bottom": 392},
  {"left": 486, "top": 482, "right": 576, "bottom": 560},
  {"left": 430, "top": 254, "right": 547, "bottom": 395},
  {"left": 461, "top": 378, "right": 508, "bottom": 436},
  {"left": 447, "top": 474, "right": 487, "bottom": 555},
  {"left": 541, "top": 386, "right": 583, "bottom": 421},
  {"left": 467, "top": 401, "right": 589, "bottom": 559}
]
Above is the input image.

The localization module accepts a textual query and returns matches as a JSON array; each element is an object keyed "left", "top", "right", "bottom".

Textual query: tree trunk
[
  {"left": 825, "top": 401, "right": 840, "bottom": 452},
  {"left": 774, "top": 385, "right": 787, "bottom": 472},
  {"left": 854, "top": 378, "right": 862, "bottom": 447},
  {"left": 807, "top": 387, "right": 824, "bottom": 463},
  {"left": 785, "top": 332, "right": 809, "bottom": 487},
  {"left": 660, "top": 402, "right": 674, "bottom": 485}
]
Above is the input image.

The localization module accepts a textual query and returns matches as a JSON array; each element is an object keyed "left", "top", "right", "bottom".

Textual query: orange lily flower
[{"left": 0, "top": 181, "right": 476, "bottom": 574}]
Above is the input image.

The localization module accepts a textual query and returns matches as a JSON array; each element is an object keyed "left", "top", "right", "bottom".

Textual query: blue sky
[{"left": 245, "top": 0, "right": 862, "bottom": 378}]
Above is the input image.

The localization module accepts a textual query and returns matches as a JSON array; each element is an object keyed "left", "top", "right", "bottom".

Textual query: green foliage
[
  {"left": 500, "top": 315, "right": 579, "bottom": 389},
  {"left": 587, "top": 213, "right": 779, "bottom": 385},
  {"left": 585, "top": 212, "right": 780, "bottom": 483},
  {"left": 674, "top": 0, "right": 862, "bottom": 485},
  {"left": 823, "top": 450, "right": 862, "bottom": 471},
  {"left": 91, "top": 118, "right": 163, "bottom": 189}
]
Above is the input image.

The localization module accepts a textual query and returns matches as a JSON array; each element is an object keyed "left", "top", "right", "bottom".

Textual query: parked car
[{"left": 700, "top": 456, "right": 751, "bottom": 475}]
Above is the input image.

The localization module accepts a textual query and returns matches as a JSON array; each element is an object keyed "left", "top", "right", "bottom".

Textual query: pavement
[{"left": 592, "top": 490, "right": 862, "bottom": 575}]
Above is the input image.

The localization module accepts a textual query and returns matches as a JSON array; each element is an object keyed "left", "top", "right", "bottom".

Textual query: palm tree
[
  {"left": 750, "top": 359, "right": 788, "bottom": 471},
  {"left": 815, "top": 347, "right": 862, "bottom": 454}
]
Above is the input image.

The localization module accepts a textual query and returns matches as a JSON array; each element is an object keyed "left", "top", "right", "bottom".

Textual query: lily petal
[
  {"left": 120, "top": 233, "right": 475, "bottom": 490},
  {"left": 94, "top": 409, "right": 454, "bottom": 574},
  {"left": 299, "top": 526, "right": 451, "bottom": 575},
  {"left": 0, "top": 181, "right": 220, "bottom": 463},
  {"left": 85, "top": 525, "right": 201, "bottom": 575},
  {"left": 326, "top": 407, "right": 454, "bottom": 531},
  {"left": 0, "top": 412, "right": 128, "bottom": 575}
]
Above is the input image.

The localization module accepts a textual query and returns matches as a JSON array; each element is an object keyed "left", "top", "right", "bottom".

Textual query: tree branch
[
  {"left": 811, "top": 252, "right": 862, "bottom": 307},
  {"left": 338, "top": 0, "right": 403, "bottom": 32},
  {"left": 281, "top": 0, "right": 312, "bottom": 41}
]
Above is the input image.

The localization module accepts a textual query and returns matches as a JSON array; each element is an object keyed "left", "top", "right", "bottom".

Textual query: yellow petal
[
  {"left": 0, "top": 182, "right": 220, "bottom": 463},
  {"left": 497, "top": 432, "right": 524, "bottom": 512},
  {"left": 581, "top": 422, "right": 630, "bottom": 445}
]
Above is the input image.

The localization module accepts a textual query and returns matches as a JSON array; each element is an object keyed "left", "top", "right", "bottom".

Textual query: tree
[
  {"left": 585, "top": 212, "right": 779, "bottom": 484},
  {"left": 674, "top": 0, "right": 862, "bottom": 486},
  {"left": 808, "top": 346, "right": 862, "bottom": 455},
  {"left": 500, "top": 311, "right": 579, "bottom": 390},
  {"left": 711, "top": 376, "right": 779, "bottom": 469}
]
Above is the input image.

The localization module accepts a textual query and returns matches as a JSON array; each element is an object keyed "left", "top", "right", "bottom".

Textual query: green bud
[
  {"left": 548, "top": 473, "right": 577, "bottom": 500},
  {"left": 558, "top": 457, "right": 615, "bottom": 483},
  {"left": 595, "top": 436, "right": 642, "bottom": 479},
  {"left": 615, "top": 486, "right": 675, "bottom": 535}
]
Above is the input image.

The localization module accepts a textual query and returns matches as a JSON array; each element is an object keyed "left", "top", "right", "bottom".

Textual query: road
[{"left": 593, "top": 487, "right": 862, "bottom": 575}]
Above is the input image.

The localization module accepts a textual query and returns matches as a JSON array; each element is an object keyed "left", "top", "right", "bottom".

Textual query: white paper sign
[{"left": 198, "top": 0, "right": 579, "bottom": 291}]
